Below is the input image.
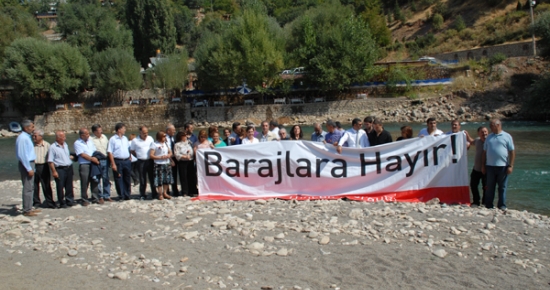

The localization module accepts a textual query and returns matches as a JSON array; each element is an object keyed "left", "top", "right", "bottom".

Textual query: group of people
[{"left": 15, "top": 116, "right": 514, "bottom": 216}]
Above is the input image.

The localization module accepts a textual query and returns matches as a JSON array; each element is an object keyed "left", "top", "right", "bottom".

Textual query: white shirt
[
  {"left": 242, "top": 138, "right": 259, "bottom": 145},
  {"left": 271, "top": 127, "right": 279, "bottom": 137},
  {"left": 150, "top": 141, "right": 170, "bottom": 164},
  {"left": 74, "top": 138, "right": 97, "bottom": 164},
  {"left": 130, "top": 135, "right": 154, "bottom": 160},
  {"left": 107, "top": 134, "right": 130, "bottom": 159},
  {"left": 418, "top": 128, "right": 444, "bottom": 137},
  {"left": 338, "top": 128, "right": 370, "bottom": 148}
]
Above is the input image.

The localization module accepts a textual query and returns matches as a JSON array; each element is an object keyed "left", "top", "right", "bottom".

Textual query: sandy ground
[{"left": 1, "top": 179, "right": 549, "bottom": 290}]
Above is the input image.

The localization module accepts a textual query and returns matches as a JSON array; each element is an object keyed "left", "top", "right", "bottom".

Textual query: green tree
[
  {"left": 527, "top": 73, "right": 550, "bottom": 119},
  {"left": 149, "top": 50, "right": 189, "bottom": 92},
  {"left": 358, "top": 0, "right": 391, "bottom": 47},
  {"left": 2, "top": 38, "right": 90, "bottom": 112},
  {"left": 0, "top": 7, "right": 40, "bottom": 60},
  {"left": 393, "top": 0, "right": 405, "bottom": 22},
  {"left": 92, "top": 48, "right": 143, "bottom": 98},
  {"left": 195, "top": 8, "right": 286, "bottom": 90},
  {"left": 172, "top": 2, "right": 195, "bottom": 46},
  {"left": 287, "top": 2, "right": 379, "bottom": 89},
  {"left": 126, "top": 0, "right": 177, "bottom": 67},
  {"left": 454, "top": 14, "right": 466, "bottom": 32},
  {"left": 57, "top": 2, "right": 133, "bottom": 61},
  {"left": 432, "top": 13, "right": 443, "bottom": 30},
  {"left": 533, "top": 11, "right": 550, "bottom": 56}
]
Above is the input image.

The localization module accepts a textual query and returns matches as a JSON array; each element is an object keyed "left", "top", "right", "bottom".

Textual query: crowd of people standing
[{"left": 14, "top": 116, "right": 514, "bottom": 217}]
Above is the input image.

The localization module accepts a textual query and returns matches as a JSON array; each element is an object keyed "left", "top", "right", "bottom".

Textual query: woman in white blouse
[
  {"left": 174, "top": 131, "right": 196, "bottom": 197},
  {"left": 149, "top": 131, "right": 173, "bottom": 200},
  {"left": 242, "top": 125, "right": 259, "bottom": 144}
]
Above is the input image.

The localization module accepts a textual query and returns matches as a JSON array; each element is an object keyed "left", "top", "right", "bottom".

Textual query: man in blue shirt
[
  {"left": 482, "top": 119, "right": 515, "bottom": 210},
  {"left": 311, "top": 123, "right": 326, "bottom": 142},
  {"left": 108, "top": 123, "right": 132, "bottom": 201},
  {"left": 15, "top": 120, "right": 40, "bottom": 216},
  {"left": 48, "top": 130, "right": 76, "bottom": 208},
  {"left": 324, "top": 120, "right": 343, "bottom": 146},
  {"left": 74, "top": 128, "right": 100, "bottom": 206}
]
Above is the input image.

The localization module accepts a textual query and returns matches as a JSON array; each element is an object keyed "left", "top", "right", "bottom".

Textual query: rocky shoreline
[{"left": 0, "top": 179, "right": 548, "bottom": 289}]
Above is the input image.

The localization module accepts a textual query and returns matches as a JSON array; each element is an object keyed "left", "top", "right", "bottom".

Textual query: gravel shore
[{"left": 1, "top": 179, "right": 549, "bottom": 289}]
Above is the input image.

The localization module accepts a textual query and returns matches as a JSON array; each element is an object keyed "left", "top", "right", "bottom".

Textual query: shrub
[
  {"left": 459, "top": 28, "right": 474, "bottom": 40},
  {"left": 488, "top": 53, "right": 507, "bottom": 66},
  {"left": 432, "top": 13, "right": 444, "bottom": 30},
  {"left": 454, "top": 15, "right": 466, "bottom": 32}
]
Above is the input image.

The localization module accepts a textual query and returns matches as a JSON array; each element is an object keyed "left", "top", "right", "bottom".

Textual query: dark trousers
[
  {"left": 131, "top": 161, "right": 139, "bottom": 185},
  {"left": 113, "top": 159, "right": 132, "bottom": 199},
  {"left": 33, "top": 163, "right": 54, "bottom": 206},
  {"left": 485, "top": 165, "right": 509, "bottom": 209},
  {"left": 470, "top": 169, "right": 486, "bottom": 206},
  {"left": 136, "top": 159, "right": 156, "bottom": 198},
  {"left": 54, "top": 166, "right": 74, "bottom": 205},
  {"left": 79, "top": 164, "right": 99, "bottom": 202},
  {"left": 171, "top": 158, "right": 179, "bottom": 196},
  {"left": 97, "top": 159, "right": 111, "bottom": 199},
  {"left": 177, "top": 160, "right": 196, "bottom": 196}
]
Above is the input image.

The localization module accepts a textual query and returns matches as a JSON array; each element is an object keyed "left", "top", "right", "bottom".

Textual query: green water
[{"left": 2, "top": 121, "right": 549, "bottom": 215}]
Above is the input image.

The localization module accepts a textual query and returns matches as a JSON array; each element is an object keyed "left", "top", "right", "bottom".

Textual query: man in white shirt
[
  {"left": 269, "top": 120, "right": 280, "bottom": 137},
  {"left": 91, "top": 124, "right": 111, "bottom": 202},
  {"left": 337, "top": 118, "right": 370, "bottom": 154},
  {"left": 74, "top": 128, "right": 99, "bottom": 206},
  {"left": 418, "top": 117, "right": 444, "bottom": 137},
  {"left": 130, "top": 126, "right": 155, "bottom": 200},
  {"left": 259, "top": 121, "right": 277, "bottom": 142},
  {"left": 107, "top": 123, "right": 132, "bottom": 201}
]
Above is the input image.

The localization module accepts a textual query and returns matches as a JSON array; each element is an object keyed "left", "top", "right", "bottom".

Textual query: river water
[{"left": 2, "top": 121, "right": 549, "bottom": 215}]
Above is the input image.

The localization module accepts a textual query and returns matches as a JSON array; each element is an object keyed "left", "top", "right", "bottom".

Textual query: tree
[
  {"left": 92, "top": 48, "right": 143, "bottom": 98},
  {"left": 432, "top": 13, "right": 444, "bottom": 30},
  {"left": 57, "top": 2, "right": 133, "bottom": 61},
  {"left": 533, "top": 11, "right": 550, "bottom": 56},
  {"left": 358, "top": 0, "right": 391, "bottom": 47},
  {"left": 287, "top": 2, "right": 379, "bottom": 89},
  {"left": 149, "top": 50, "right": 189, "bottom": 92},
  {"left": 2, "top": 38, "right": 90, "bottom": 113},
  {"left": 126, "top": 0, "right": 177, "bottom": 68},
  {"left": 0, "top": 7, "right": 40, "bottom": 60},
  {"left": 454, "top": 14, "right": 466, "bottom": 32},
  {"left": 393, "top": 0, "right": 405, "bottom": 23},
  {"left": 195, "top": 8, "right": 286, "bottom": 90}
]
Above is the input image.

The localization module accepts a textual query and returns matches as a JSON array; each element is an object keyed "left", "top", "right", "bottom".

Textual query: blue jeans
[
  {"left": 484, "top": 166, "right": 508, "bottom": 209},
  {"left": 97, "top": 159, "right": 111, "bottom": 199}
]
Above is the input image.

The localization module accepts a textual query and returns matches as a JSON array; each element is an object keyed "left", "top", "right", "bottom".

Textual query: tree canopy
[{"left": 92, "top": 48, "right": 143, "bottom": 97}]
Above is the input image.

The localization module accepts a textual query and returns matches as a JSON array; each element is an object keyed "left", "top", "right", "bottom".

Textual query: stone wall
[
  {"left": 35, "top": 94, "right": 517, "bottom": 133},
  {"left": 434, "top": 41, "right": 536, "bottom": 61}
]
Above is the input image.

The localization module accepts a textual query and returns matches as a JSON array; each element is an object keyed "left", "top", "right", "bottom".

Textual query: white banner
[{"left": 196, "top": 133, "right": 470, "bottom": 203}]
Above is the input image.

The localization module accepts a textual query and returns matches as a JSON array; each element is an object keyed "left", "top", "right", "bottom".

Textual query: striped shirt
[{"left": 34, "top": 140, "right": 50, "bottom": 164}]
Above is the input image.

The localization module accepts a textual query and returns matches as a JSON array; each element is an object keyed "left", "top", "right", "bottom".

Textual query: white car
[{"left": 419, "top": 56, "right": 437, "bottom": 64}]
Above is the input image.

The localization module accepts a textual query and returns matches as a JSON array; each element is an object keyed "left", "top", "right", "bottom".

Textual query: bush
[
  {"left": 526, "top": 74, "right": 550, "bottom": 120},
  {"left": 459, "top": 28, "right": 474, "bottom": 40},
  {"left": 454, "top": 15, "right": 466, "bottom": 32},
  {"left": 488, "top": 53, "right": 507, "bottom": 66},
  {"left": 432, "top": 13, "right": 444, "bottom": 30}
]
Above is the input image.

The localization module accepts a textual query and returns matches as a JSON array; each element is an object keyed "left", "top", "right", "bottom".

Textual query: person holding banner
[
  {"left": 228, "top": 122, "right": 241, "bottom": 146},
  {"left": 242, "top": 126, "right": 259, "bottom": 144},
  {"left": 370, "top": 119, "right": 393, "bottom": 146},
  {"left": 290, "top": 125, "right": 303, "bottom": 140},
  {"left": 278, "top": 128, "right": 290, "bottom": 140},
  {"left": 337, "top": 118, "right": 370, "bottom": 154},
  {"left": 482, "top": 119, "right": 515, "bottom": 210},
  {"left": 470, "top": 126, "right": 488, "bottom": 206},
  {"left": 149, "top": 131, "right": 173, "bottom": 200},
  {"left": 324, "top": 120, "right": 343, "bottom": 146},
  {"left": 396, "top": 126, "right": 413, "bottom": 141},
  {"left": 259, "top": 121, "right": 277, "bottom": 142},
  {"left": 418, "top": 117, "right": 444, "bottom": 137},
  {"left": 194, "top": 130, "right": 214, "bottom": 151}
]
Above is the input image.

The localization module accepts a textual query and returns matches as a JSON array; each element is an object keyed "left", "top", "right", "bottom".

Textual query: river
[{"left": 2, "top": 121, "right": 549, "bottom": 215}]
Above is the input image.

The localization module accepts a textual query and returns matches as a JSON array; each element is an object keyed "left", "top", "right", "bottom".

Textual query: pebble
[
  {"left": 114, "top": 272, "right": 128, "bottom": 280},
  {"left": 248, "top": 242, "right": 264, "bottom": 251},
  {"left": 13, "top": 216, "right": 32, "bottom": 223},
  {"left": 486, "top": 223, "right": 496, "bottom": 230},
  {"left": 308, "top": 232, "right": 319, "bottom": 238},
  {"left": 319, "top": 236, "right": 330, "bottom": 245},
  {"left": 275, "top": 233, "right": 285, "bottom": 240},
  {"left": 68, "top": 250, "right": 78, "bottom": 257},
  {"left": 15, "top": 262, "right": 21, "bottom": 266},
  {"left": 276, "top": 248, "right": 288, "bottom": 256},
  {"left": 60, "top": 258, "right": 68, "bottom": 264},
  {"left": 433, "top": 249, "right": 448, "bottom": 258}
]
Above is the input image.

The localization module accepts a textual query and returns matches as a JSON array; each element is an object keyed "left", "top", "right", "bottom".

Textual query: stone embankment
[{"left": 34, "top": 92, "right": 520, "bottom": 133}]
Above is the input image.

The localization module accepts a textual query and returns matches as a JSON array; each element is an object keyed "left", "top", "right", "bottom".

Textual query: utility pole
[{"left": 530, "top": 0, "right": 537, "bottom": 57}]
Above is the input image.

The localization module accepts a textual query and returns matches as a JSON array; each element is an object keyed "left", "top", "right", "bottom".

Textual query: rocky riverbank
[{"left": 0, "top": 179, "right": 548, "bottom": 289}]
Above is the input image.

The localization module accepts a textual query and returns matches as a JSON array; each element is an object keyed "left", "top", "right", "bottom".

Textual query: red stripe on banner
[{"left": 194, "top": 186, "right": 470, "bottom": 204}]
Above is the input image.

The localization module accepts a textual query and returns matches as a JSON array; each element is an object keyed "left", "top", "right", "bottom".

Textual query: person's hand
[
  {"left": 111, "top": 164, "right": 117, "bottom": 172},
  {"left": 209, "top": 143, "right": 215, "bottom": 149},
  {"left": 481, "top": 166, "right": 486, "bottom": 175},
  {"left": 170, "top": 160, "right": 175, "bottom": 167},
  {"left": 91, "top": 157, "right": 99, "bottom": 165},
  {"left": 28, "top": 170, "right": 34, "bottom": 177},
  {"left": 507, "top": 166, "right": 513, "bottom": 174},
  {"left": 336, "top": 145, "right": 342, "bottom": 154},
  {"left": 52, "top": 171, "right": 58, "bottom": 179}
]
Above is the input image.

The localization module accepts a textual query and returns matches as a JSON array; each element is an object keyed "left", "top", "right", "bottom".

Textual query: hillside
[{"left": 386, "top": 0, "right": 550, "bottom": 60}]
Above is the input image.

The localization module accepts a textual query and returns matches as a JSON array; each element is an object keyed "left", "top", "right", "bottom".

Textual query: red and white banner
[{"left": 196, "top": 133, "right": 470, "bottom": 204}]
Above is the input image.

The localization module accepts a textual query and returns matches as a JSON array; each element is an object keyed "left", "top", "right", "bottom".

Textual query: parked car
[
  {"left": 418, "top": 56, "right": 437, "bottom": 64},
  {"left": 292, "top": 67, "right": 305, "bottom": 74}
]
